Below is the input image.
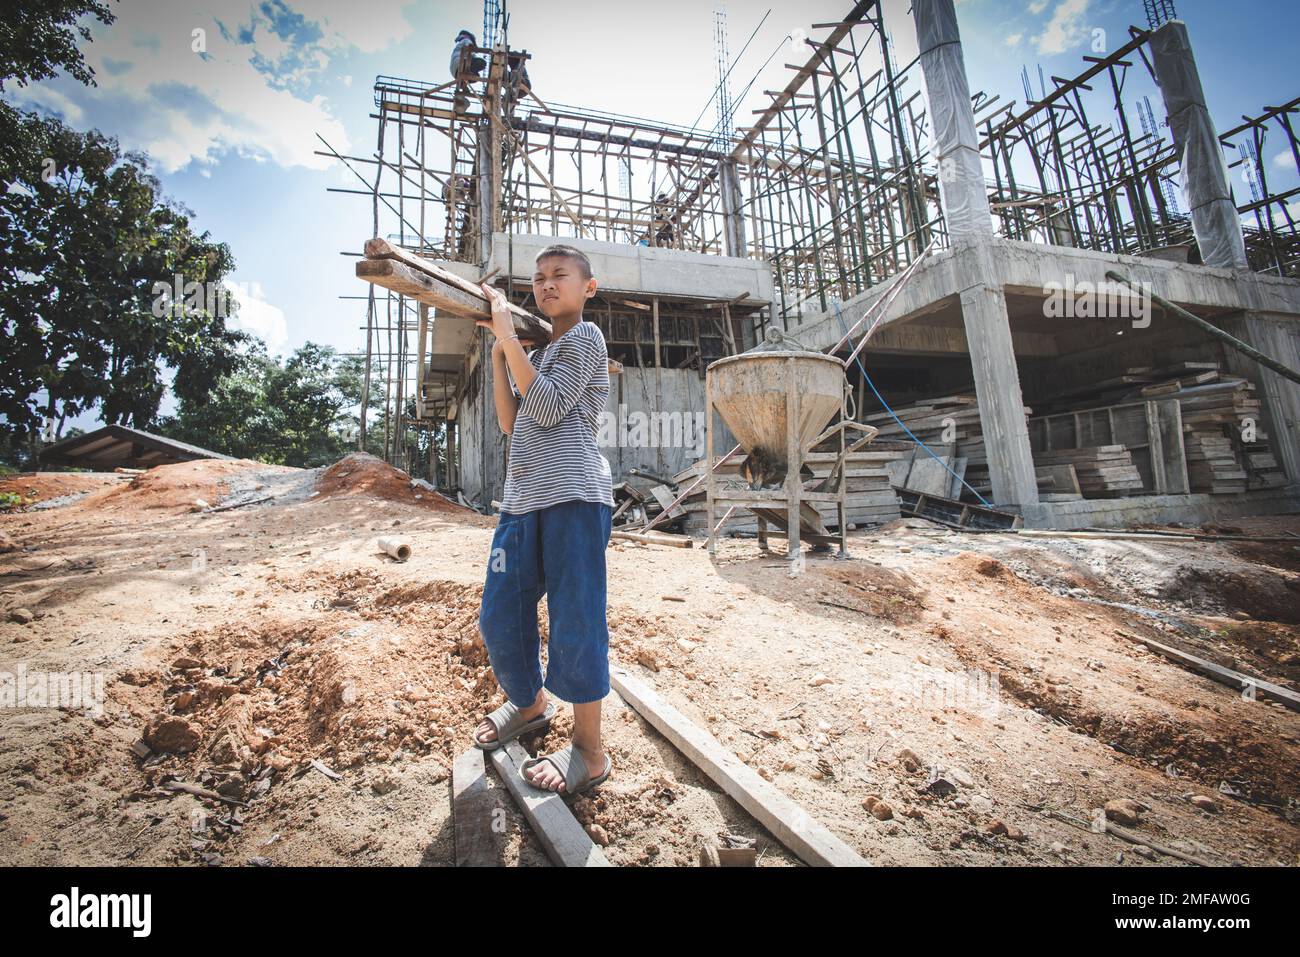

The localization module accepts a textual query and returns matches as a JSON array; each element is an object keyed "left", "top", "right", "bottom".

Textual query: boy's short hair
[{"left": 535, "top": 243, "right": 593, "bottom": 281}]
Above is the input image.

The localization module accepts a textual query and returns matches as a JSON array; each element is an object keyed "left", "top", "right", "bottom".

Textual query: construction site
[{"left": 2, "top": 0, "right": 1299, "bottom": 871}]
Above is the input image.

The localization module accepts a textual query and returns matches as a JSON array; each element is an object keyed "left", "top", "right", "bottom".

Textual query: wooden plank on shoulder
[
  {"left": 364, "top": 238, "right": 541, "bottom": 327},
  {"left": 488, "top": 740, "right": 613, "bottom": 867},
  {"left": 356, "top": 259, "right": 550, "bottom": 342},
  {"left": 609, "top": 665, "right": 868, "bottom": 867}
]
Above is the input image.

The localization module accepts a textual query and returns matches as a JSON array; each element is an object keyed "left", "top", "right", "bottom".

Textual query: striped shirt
[{"left": 501, "top": 319, "right": 614, "bottom": 514}]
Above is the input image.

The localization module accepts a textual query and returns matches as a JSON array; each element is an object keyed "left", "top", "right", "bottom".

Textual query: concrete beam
[{"left": 486, "top": 232, "right": 774, "bottom": 304}]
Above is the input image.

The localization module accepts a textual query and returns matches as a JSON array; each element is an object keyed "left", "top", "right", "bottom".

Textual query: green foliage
[
  {"left": 0, "top": 0, "right": 116, "bottom": 92},
  {"left": 157, "top": 341, "right": 384, "bottom": 469},
  {"left": 0, "top": 103, "right": 246, "bottom": 448}
]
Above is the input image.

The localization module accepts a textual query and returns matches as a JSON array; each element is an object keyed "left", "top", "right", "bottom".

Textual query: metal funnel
[{"left": 708, "top": 350, "right": 845, "bottom": 484}]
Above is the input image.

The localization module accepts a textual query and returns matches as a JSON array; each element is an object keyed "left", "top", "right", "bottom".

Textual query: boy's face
[{"left": 533, "top": 255, "right": 596, "bottom": 320}]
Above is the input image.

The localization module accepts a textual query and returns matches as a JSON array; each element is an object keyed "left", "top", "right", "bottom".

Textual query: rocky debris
[
  {"left": 862, "top": 795, "right": 893, "bottom": 820},
  {"left": 1189, "top": 794, "right": 1219, "bottom": 813},
  {"left": 1104, "top": 797, "right": 1146, "bottom": 826},
  {"left": 8, "top": 607, "right": 34, "bottom": 624},
  {"left": 144, "top": 715, "right": 203, "bottom": 754},
  {"left": 896, "top": 747, "right": 924, "bottom": 773},
  {"left": 926, "top": 772, "right": 958, "bottom": 797},
  {"left": 948, "top": 767, "right": 975, "bottom": 788},
  {"left": 206, "top": 695, "right": 261, "bottom": 764}
]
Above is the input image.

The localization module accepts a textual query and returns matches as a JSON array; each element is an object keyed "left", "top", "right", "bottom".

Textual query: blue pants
[{"left": 478, "top": 499, "right": 613, "bottom": 705}]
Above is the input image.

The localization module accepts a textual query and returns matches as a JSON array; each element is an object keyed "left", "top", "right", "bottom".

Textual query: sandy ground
[{"left": 0, "top": 454, "right": 1297, "bottom": 867}]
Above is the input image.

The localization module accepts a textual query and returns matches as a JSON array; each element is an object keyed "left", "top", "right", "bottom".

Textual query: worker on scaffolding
[
  {"left": 450, "top": 29, "right": 485, "bottom": 115},
  {"left": 505, "top": 56, "right": 532, "bottom": 113},
  {"left": 442, "top": 175, "right": 477, "bottom": 258},
  {"left": 652, "top": 192, "right": 675, "bottom": 246},
  {"left": 449, "top": 30, "right": 486, "bottom": 79}
]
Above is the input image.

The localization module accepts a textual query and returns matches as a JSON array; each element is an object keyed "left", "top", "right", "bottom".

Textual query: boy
[{"left": 473, "top": 244, "right": 615, "bottom": 797}]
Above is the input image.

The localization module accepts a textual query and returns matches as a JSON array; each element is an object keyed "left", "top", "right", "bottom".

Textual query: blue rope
[{"left": 831, "top": 299, "right": 993, "bottom": 508}]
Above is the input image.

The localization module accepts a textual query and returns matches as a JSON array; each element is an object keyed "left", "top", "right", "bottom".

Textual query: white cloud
[
  {"left": 1273, "top": 149, "right": 1295, "bottom": 172},
  {"left": 10, "top": 0, "right": 417, "bottom": 174},
  {"left": 1034, "top": 0, "right": 1091, "bottom": 55},
  {"left": 1028, "top": 0, "right": 1049, "bottom": 13},
  {"left": 289, "top": 1, "right": 414, "bottom": 54},
  {"left": 1005, "top": 33, "right": 1024, "bottom": 47},
  {"left": 228, "top": 281, "right": 289, "bottom": 353}
]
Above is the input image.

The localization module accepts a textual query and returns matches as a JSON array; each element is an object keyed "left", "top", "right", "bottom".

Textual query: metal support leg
[
  {"left": 706, "top": 368, "right": 717, "bottom": 557},
  {"left": 785, "top": 358, "right": 802, "bottom": 576}
]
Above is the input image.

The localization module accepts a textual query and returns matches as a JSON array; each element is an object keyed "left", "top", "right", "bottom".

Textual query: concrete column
[
  {"left": 914, "top": 0, "right": 1039, "bottom": 507},
  {"left": 914, "top": 0, "right": 992, "bottom": 240},
  {"left": 719, "top": 157, "right": 747, "bottom": 258},
  {"left": 1151, "top": 21, "right": 1248, "bottom": 270},
  {"left": 956, "top": 271, "right": 1041, "bottom": 507},
  {"left": 476, "top": 117, "right": 499, "bottom": 265}
]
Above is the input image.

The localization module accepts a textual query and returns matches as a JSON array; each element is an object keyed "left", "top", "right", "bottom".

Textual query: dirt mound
[
  {"left": 1223, "top": 620, "right": 1300, "bottom": 685},
  {"left": 814, "top": 563, "right": 926, "bottom": 622},
  {"left": 315, "top": 453, "right": 477, "bottom": 517},
  {"left": 80, "top": 458, "right": 271, "bottom": 513},
  {"left": 930, "top": 617, "right": 1300, "bottom": 810},
  {"left": 0, "top": 471, "right": 126, "bottom": 508},
  {"left": 972, "top": 556, "right": 1014, "bottom": 580},
  {"left": 132, "top": 576, "right": 502, "bottom": 788},
  {"left": 1161, "top": 565, "right": 1300, "bottom": 624}
]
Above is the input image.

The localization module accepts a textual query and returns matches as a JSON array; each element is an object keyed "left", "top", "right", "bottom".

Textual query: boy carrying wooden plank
[{"left": 473, "top": 244, "right": 616, "bottom": 797}]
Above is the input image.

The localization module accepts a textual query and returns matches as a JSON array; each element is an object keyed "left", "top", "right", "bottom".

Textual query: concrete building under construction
[{"left": 339, "top": 0, "right": 1300, "bottom": 530}]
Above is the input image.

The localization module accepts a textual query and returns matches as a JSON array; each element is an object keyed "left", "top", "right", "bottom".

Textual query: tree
[
  {"left": 0, "top": 106, "right": 247, "bottom": 451},
  {"left": 0, "top": 0, "right": 116, "bottom": 92},
  {"left": 158, "top": 341, "right": 377, "bottom": 469}
]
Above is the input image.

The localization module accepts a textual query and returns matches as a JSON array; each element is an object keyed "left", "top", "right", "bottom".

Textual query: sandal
[
  {"left": 472, "top": 699, "right": 557, "bottom": 751},
  {"left": 519, "top": 743, "right": 612, "bottom": 796}
]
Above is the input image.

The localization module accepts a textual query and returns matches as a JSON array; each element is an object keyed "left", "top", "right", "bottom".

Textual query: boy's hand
[{"left": 478, "top": 282, "right": 516, "bottom": 343}]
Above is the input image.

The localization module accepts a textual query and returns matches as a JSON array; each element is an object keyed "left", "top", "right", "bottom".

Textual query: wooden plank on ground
[
  {"left": 1115, "top": 633, "right": 1300, "bottom": 712},
  {"left": 452, "top": 747, "right": 504, "bottom": 867},
  {"left": 902, "top": 455, "right": 952, "bottom": 496},
  {"left": 609, "top": 665, "right": 868, "bottom": 867},
  {"left": 488, "top": 740, "right": 613, "bottom": 867}
]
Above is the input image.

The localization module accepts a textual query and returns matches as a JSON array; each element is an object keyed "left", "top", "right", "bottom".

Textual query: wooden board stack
[
  {"left": 1033, "top": 362, "right": 1286, "bottom": 495},
  {"left": 1145, "top": 368, "right": 1284, "bottom": 493},
  {"left": 1032, "top": 446, "right": 1144, "bottom": 496},
  {"left": 673, "top": 450, "right": 904, "bottom": 535},
  {"left": 857, "top": 394, "right": 1032, "bottom": 500}
]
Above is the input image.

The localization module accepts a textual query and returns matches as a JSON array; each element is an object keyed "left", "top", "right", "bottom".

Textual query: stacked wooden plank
[
  {"left": 1139, "top": 366, "right": 1285, "bottom": 493},
  {"left": 1032, "top": 362, "right": 1287, "bottom": 495},
  {"left": 355, "top": 237, "right": 550, "bottom": 340},
  {"left": 1183, "top": 431, "right": 1247, "bottom": 493},
  {"left": 1032, "top": 446, "right": 1144, "bottom": 496},
  {"left": 857, "top": 394, "right": 1032, "bottom": 501},
  {"left": 672, "top": 450, "right": 904, "bottom": 535}
]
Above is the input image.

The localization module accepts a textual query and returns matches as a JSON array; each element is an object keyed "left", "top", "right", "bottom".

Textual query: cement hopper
[{"left": 708, "top": 350, "right": 847, "bottom": 487}]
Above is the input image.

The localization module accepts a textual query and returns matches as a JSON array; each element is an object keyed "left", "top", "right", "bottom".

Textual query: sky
[{"left": 7, "top": 0, "right": 1297, "bottom": 431}]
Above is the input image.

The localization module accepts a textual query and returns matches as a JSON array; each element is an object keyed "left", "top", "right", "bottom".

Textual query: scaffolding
[{"left": 329, "top": 0, "right": 1299, "bottom": 485}]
